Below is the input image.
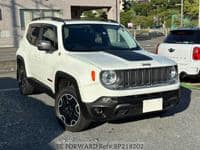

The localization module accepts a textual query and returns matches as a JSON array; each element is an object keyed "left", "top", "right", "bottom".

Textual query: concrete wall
[
  {"left": 0, "top": 0, "right": 120, "bottom": 47},
  {"left": 67, "top": 0, "right": 119, "bottom": 21}
]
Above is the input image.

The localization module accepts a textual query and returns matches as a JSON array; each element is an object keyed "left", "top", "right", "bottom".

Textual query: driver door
[{"left": 37, "top": 24, "right": 59, "bottom": 87}]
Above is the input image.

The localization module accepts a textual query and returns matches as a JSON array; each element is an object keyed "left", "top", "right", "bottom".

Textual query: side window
[
  {"left": 26, "top": 25, "right": 41, "bottom": 46},
  {"left": 41, "top": 25, "right": 58, "bottom": 50}
]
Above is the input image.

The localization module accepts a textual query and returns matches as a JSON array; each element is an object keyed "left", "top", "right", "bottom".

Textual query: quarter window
[{"left": 27, "top": 25, "right": 41, "bottom": 46}]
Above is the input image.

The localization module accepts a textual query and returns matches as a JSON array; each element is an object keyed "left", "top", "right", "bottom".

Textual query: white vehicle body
[
  {"left": 157, "top": 28, "right": 200, "bottom": 77},
  {"left": 16, "top": 18, "right": 180, "bottom": 131}
]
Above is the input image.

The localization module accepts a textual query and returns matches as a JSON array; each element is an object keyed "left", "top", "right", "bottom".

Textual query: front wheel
[{"left": 55, "top": 85, "right": 91, "bottom": 132}]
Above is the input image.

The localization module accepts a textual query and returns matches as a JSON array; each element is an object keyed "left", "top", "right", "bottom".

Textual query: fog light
[{"left": 94, "top": 107, "right": 103, "bottom": 114}]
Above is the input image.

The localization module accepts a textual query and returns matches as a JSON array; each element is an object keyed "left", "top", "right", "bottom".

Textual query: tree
[
  {"left": 132, "top": 16, "right": 153, "bottom": 28},
  {"left": 123, "top": 0, "right": 132, "bottom": 11},
  {"left": 81, "top": 10, "right": 108, "bottom": 21},
  {"left": 120, "top": 9, "right": 134, "bottom": 26},
  {"left": 131, "top": 1, "right": 151, "bottom": 16},
  {"left": 121, "top": 0, "right": 199, "bottom": 28},
  {"left": 184, "top": 0, "right": 199, "bottom": 19}
]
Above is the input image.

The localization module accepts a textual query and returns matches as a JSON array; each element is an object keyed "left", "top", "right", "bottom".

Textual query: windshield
[{"left": 62, "top": 24, "right": 141, "bottom": 51}]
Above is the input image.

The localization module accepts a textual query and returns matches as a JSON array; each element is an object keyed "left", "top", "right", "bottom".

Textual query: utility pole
[
  {"left": 116, "top": 0, "right": 120, "bottom": 23},
  {"left": 181, "top": 0, "right": 184, "bottom": 27},
  {"left": 199, "top": 0, "right": 200, "bottom": 26}
]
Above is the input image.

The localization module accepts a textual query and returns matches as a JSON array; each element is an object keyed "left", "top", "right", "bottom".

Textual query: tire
[
  {"left": 17, "top": 63, "right": 34, "bottom": 95},
  {"left": 55, "top": 82, "right": 91, "bottom": 132},
  {"left": 179, "top": 72, "right": 187, "bottom": 82}
]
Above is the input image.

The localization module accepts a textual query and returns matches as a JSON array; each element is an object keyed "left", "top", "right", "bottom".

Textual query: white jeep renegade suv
[{"left": 16, "top": 17, "right": 180, "bottom": 132}]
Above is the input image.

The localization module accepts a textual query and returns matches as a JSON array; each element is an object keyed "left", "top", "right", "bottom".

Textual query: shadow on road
[
  {"left": 0, "top": 77, "right": 193, "bottom": 147},
  {"left": 160, "top": 87, "right": 191, "bottom": 117},
  {"left": 0, "top": 78, "right": 62, "bottom": 149}
]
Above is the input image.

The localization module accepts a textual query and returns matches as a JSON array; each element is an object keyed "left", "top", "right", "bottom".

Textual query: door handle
[{"left": 168, "top": 48, "right": 175, "bottom": 52}]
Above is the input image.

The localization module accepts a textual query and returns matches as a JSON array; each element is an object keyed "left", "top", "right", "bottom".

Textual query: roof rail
[
  {"left": 32, "top": 17, "right": 65, "bottom": 22},
  {"left": 106, "top": 19, "right": 118, "bottom": 23},
  {"left": 64, "top": 18, "right": 118, "bottom": 23},
  {"left": 32, "top": 17, "right": 119, "bottom": 24}
]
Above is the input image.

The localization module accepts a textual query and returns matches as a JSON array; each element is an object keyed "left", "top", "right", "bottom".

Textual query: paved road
[
  {"left": 0, "top": 72, "right": 200, "bottom": 150},
  {"left": 138, "top": 36, "right": 165, "bottom": 53}
]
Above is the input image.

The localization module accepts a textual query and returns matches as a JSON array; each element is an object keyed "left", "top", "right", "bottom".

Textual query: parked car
[
  {"left": 157, "top": 28, "right": 200, "bottom": 79},
  {"left": 16, "top": 17, "right": 180, "bottom": 132}
]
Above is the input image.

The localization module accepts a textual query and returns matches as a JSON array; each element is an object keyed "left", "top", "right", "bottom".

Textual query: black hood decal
[{"left": 105, "top": 50, "right": 152, "bottom": 61}]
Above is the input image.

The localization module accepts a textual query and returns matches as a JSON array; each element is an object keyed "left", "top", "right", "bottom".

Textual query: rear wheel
[
  {"left": 17, "top": 63, "right": 34, "bottom": 95},
  {"left": 55, "top": 81, "right": 91, "bottom": 132},
  {"left": 180, "top": 72, "right": 187, "bottom": 82}
]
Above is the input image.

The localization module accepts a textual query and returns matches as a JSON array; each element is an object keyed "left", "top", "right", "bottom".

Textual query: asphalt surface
[
  {"left": 0, "top": 72, "right": 200, "bottom": 150},
  {"left": 139, "top": 36, "right": 164, "bottom": 53}
]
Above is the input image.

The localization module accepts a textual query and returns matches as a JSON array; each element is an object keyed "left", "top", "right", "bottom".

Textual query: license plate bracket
[{"left": 143, "top": 98, "right": 163, "bottom": 113}]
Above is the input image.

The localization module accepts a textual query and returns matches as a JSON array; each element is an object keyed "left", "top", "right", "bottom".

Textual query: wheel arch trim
[
  {"left": 16, "top": 55, "right": 27, "bottom": 79},
  {"left": 54, "top": 71, "right": 81, "bottom": 96}
]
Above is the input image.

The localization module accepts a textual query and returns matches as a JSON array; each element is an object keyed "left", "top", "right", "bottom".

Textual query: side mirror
[{"left": 37, "top": 40, "right": 53, "bottom": 51}]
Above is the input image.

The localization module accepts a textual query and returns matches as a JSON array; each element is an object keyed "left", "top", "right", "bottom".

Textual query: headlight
[
  {"left": 169, "top": 66, "right": 178, "bottom": 80},
  {"left": 100, "top": 70, "right": 124, "bottom": 89},
  {"left": 101, "top": 70, "right": 118, "bottom": 86}
]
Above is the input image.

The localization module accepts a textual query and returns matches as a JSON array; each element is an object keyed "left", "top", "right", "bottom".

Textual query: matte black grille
[{"left": 120, "top": 67, "right": 171, "bottom": 89}]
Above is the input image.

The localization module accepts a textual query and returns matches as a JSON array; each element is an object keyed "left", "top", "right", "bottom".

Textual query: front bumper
[{"left": 86, "top": 89, "right": 180, "bottom": 121}]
